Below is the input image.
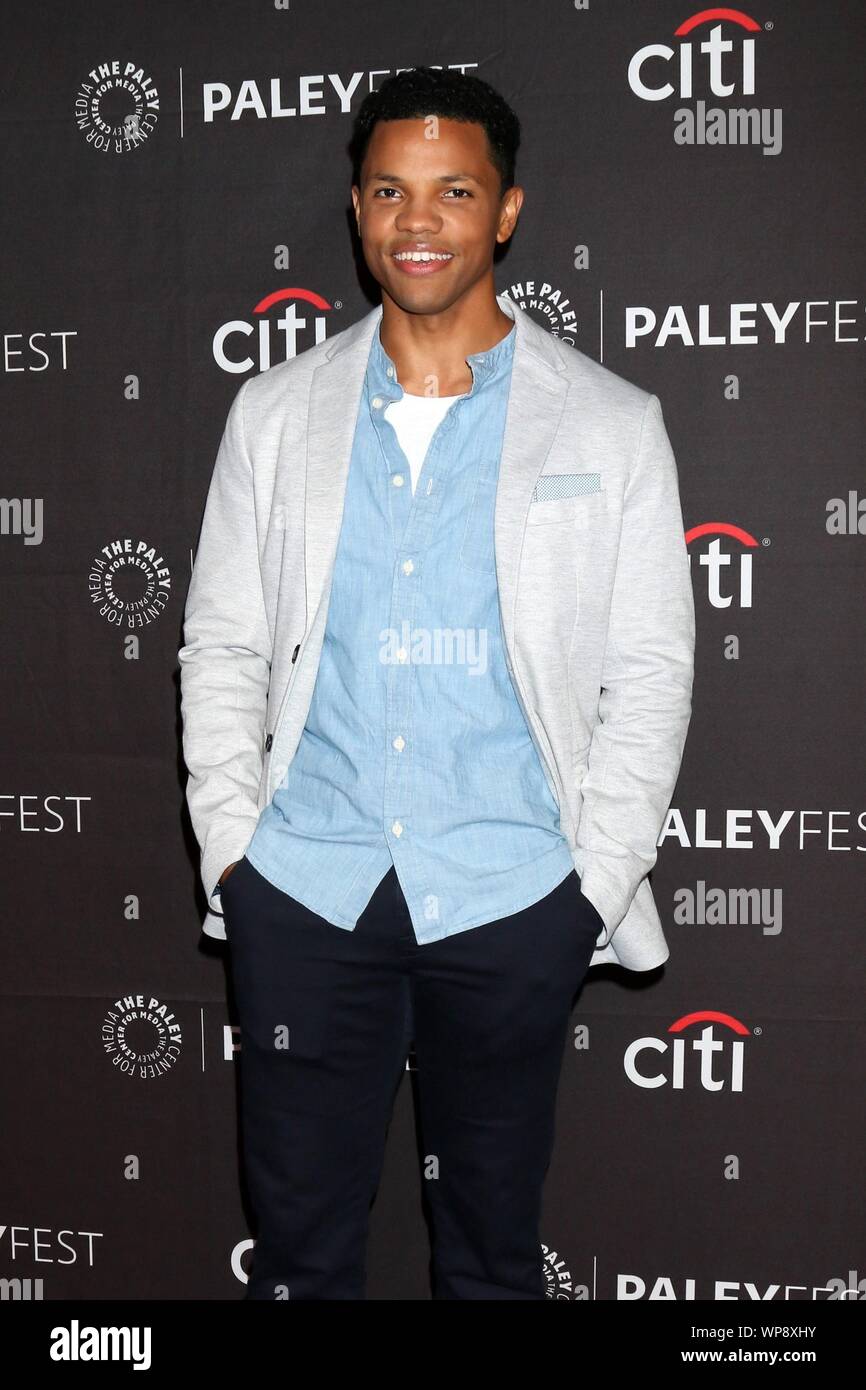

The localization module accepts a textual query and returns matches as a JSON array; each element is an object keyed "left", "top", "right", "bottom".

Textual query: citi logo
[
  {"left": 624, "top": 1010, "right": 750, "bottom": 1091},
  {"left": 686, "top": 521, "right": 761, "bottom": 608},
  {"left": 628, "top": 9, "right": 781, "bottom": 156},
  {"left": 213, "top": 287, "right": 334, "bottom": 374}
]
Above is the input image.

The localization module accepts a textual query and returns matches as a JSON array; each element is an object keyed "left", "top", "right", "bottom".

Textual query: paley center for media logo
[
  {"left": 88, "top": 539, "right": 172, "bottom": 629},
  {"left": 214, "top": 287, "right": 336, "bottom": 373},
  {"left": 101, "top": 994, "right": 184, "bottom": 1079},
  {"left": 628, "top": 7, "right": 780, "bottom": 155},
  {"left": 500, "top": 280, "right": 578, "bottom": 347},
  {"left": 75, "top": 59, "right": 160, "bottom": 153}
]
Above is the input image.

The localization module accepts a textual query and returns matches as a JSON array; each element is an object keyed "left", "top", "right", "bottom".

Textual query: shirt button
[
  {"left": 392, "top": 735, "right": 405, "bottom": 751},
  {"left": 372, "top": 395, "right": 384, "bottom": 409},
  {"left": 386, "top": 367, "right": 394, "bottom": 379},
  {"left": 396, "top": 647, "right": 408, "bottom": 663},
  {"left": 401, "top": 559, "right": 414, "bottom": 575},
  {"left": 392, "top": 474, "right": 404, "bottom": 487},
  {"left": 392, "top": 820, "right": 404, "bottom": 836}
]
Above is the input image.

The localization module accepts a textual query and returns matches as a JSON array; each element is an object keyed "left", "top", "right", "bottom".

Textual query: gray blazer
[{"left": 178, "top": 292, "right": 695, "bottom": 971}]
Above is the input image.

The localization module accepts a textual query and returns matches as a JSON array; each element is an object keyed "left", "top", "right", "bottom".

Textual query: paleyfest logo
[
  {"left": 75, "top": 59, "right": 160, "bottom": 153},
  {"left": 628, "top": 8, "right": 781, "bottom": 155},
  {"left": 214, "top": 288, "right": 335, "bottom": 373}
]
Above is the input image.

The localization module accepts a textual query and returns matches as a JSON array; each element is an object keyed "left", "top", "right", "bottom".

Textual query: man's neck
[{"left": 378, "top": 283, "right": 512, "bottom": 397}]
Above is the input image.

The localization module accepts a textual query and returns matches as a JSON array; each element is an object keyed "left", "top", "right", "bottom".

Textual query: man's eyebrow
[{"left": 369, "top": 172, "right": 484, "bottom": 185}]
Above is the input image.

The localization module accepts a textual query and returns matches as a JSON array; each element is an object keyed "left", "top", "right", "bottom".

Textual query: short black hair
[{"left": 348, "top": 65, "right": 521, "bottom": 198}]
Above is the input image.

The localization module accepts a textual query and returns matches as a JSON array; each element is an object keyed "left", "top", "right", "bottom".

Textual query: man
[{"left": 178, "top": 65, "right": 695, "bottom": 1300}]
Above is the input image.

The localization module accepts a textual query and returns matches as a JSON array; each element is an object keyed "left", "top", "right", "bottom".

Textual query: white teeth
[{"left": 393, "top": 251, "right": 453, "bottom": 262}]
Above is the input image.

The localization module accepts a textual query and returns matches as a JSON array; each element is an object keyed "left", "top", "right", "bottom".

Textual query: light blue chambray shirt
[{"left": 242, "top": 316, "right": 575, "bottom": 943}]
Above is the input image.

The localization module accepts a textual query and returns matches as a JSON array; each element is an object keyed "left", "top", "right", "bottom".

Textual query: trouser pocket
[
  {"left": 577, "top": 881, "right": 605, "bottom": 941},
  {"left": 221, "top": 855, "right": 252, "bottom": 937}
]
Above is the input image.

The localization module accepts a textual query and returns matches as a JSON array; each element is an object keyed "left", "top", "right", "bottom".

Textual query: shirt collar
[{"left": 366, "top": 311, "right": 516, "bottom": 405}]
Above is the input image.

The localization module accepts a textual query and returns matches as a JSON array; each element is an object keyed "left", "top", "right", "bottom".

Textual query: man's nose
[{"left": 395, "top": 199, "right": 442, "bottom": 231}]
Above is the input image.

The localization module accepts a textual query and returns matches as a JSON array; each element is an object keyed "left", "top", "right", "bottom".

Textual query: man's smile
[{"left": 390, "top": 242, "right": 456, "bottom": 274}]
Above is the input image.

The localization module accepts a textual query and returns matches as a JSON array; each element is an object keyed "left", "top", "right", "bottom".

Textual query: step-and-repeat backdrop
[{"left": 2, "top": 1, "right": 863, "bottom": 1301}]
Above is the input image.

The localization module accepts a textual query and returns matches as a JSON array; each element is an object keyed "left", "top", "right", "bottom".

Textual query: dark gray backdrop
[{"left": 2, "top": 0, "right": 864, "bottom": 1301}]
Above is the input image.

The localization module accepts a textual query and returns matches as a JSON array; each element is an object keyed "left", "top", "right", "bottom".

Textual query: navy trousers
[{"left": 222, "top": 854, "right": 601, "bottom": 1300}]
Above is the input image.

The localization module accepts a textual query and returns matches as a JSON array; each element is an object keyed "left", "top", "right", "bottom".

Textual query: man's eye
[{"left": 371, "top": 187, "right": 472, "bottom": 198}]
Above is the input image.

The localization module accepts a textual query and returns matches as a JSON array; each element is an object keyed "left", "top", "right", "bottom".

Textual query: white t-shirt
[{"left": 384, "top": 391, "right": 464, "bottom": 494}]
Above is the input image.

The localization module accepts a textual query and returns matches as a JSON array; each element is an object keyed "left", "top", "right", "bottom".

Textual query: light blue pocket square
[{"left": 531, "top": 471, "right": 602, "bottom": 503}]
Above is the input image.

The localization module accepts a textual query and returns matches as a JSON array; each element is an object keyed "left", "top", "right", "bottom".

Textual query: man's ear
[{"left": 496, "top": 185, "right": 524, "bottom": 245}]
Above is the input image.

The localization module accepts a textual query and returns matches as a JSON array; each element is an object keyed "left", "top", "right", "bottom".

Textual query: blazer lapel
[
  {"left": 492, "top": 292, "right": 570, "bottom": 663},
  {"left": 303, "top": 304, "right": 382, "bottom": 629}
]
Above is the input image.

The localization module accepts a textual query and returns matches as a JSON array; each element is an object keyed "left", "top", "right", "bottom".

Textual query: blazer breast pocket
[{"left": 526, "top": 471, "right": 604, "bottom": 528}]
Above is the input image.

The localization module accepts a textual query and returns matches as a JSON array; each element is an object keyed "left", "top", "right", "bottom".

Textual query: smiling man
[
  {"left": 350, "top": 99, "right": 522, "bottom": 397},
  {"left": 178, "top": 65, "right": 695, "bottom": 1301}
]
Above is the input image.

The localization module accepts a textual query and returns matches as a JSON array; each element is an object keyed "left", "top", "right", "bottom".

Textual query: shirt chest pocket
[
  {"left": 526, "top": 471, "right": 605, "bottom": 529},
  {"left": 458, "top": 473, "right": 498, "bottom": 574}
]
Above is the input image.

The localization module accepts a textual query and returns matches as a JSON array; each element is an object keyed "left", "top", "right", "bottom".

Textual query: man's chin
[{"left": 380, "top": 274, "right": 463, "bottom": 317}]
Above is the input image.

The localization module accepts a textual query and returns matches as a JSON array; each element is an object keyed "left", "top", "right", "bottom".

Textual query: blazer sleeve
[
  {"left": 575, "top": 392, "right": 696, "bottom": 947},
  {"left": 177, "top": 378, "right": 272, "bottom": 918}
]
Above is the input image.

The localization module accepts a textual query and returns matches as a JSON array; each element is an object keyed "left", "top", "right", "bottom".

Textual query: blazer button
[{"left": 265, "top": 734, "right": 273, "bottom": 751}]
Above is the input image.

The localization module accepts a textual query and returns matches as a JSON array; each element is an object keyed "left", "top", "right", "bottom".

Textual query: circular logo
[
  {"left": 501, "top": 279, "right": 578, "bottom": 346},
  {"left": 102, "top": 994, "right": 183, "bottom": 1078},
  {"left": 75, "top": 59, "right": 160, "bottom": 153},
  {"left": 542, "top": 1240, "right": 582, "bottom": 1299},
  {"left": 88, "top": 538, "right": 171, "bottom": 629}
]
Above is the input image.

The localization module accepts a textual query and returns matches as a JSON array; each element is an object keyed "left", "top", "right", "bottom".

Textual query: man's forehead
[{"left": 364, "top": 119, "right": 493, "bottom": 172}]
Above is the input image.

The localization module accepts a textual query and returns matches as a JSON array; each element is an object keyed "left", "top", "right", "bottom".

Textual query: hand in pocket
[
  {"left": 220, "top": 857, "right": 249, "bottom": 916},
  {"left": 578, "top": 889, "right": 604, "bottom": 937}
]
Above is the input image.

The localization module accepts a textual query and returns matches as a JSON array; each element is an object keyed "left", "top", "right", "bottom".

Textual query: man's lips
[{"left": 390, "top": 249, "right": 455, "bottom": 276}]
